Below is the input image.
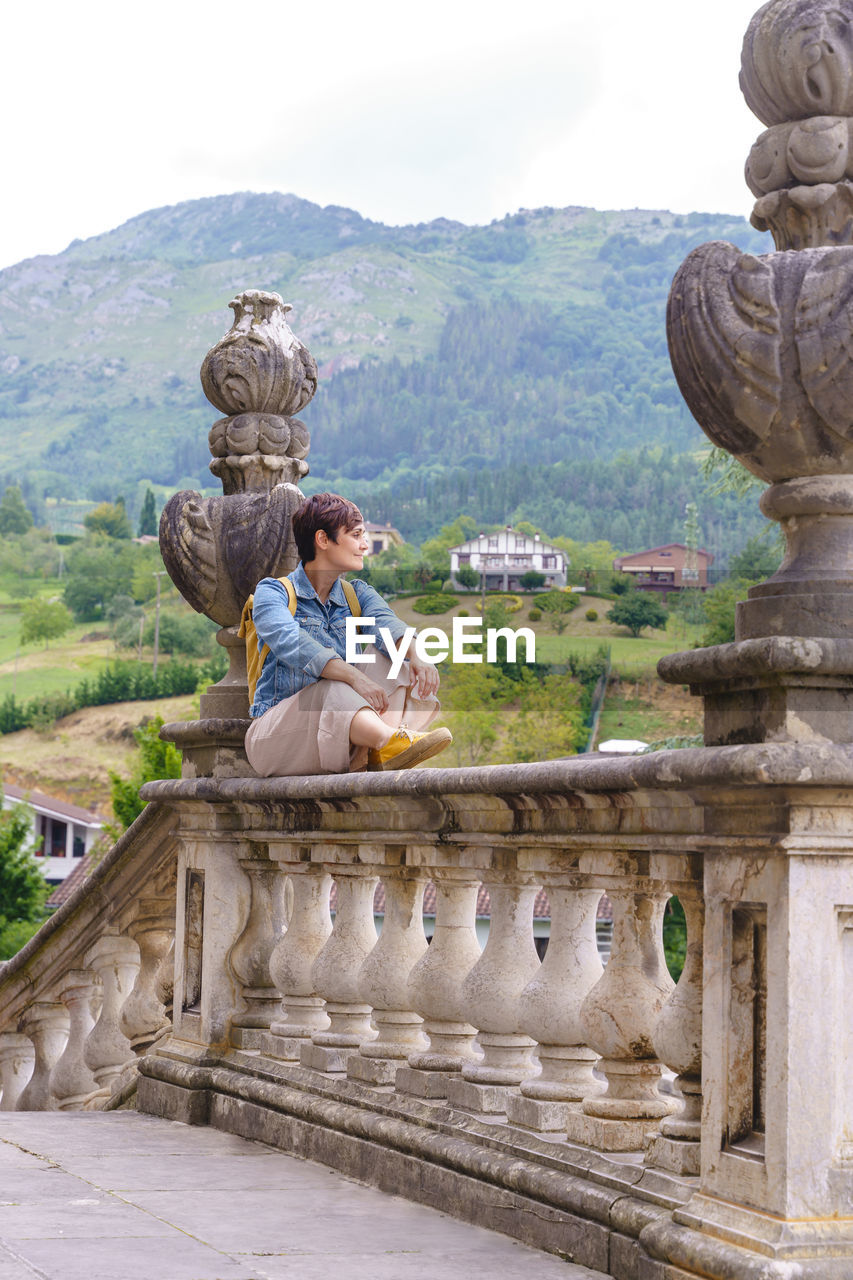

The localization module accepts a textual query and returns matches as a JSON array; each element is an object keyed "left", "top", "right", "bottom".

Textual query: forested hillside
[{"left": 0, "top": 193, "right": 771, "bottom": 559}]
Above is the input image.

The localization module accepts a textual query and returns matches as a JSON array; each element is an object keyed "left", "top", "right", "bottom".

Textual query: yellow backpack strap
[
  {"left": 240, "top": 576, "right": 299, "bottom": 707},
  {"left": 281, "top": 576, "right": 297, "bottom": 614},
  {"left": 341, "top": 579, "right": 362, "bottom": 616}
]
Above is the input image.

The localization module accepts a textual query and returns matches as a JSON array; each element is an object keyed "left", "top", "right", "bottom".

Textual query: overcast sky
[{"left": 3, "top": 0, "right": 763, "bottom": 271}]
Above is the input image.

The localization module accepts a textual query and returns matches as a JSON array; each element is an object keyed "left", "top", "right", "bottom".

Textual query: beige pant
[{"left": 244, "top": 651, "right": 439, "bottom": 778}]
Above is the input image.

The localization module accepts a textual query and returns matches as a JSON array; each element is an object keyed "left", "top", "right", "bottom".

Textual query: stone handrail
[{"left": 0, "top": 803, "right": 177, "bottom": 1111}]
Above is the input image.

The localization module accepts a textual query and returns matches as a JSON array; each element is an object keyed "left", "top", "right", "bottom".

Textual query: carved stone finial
[
  {"left": 665, "top": 0, "right": 853, "bottom": 697},
  {"left": 159, "top": 291, "right": 312, "bottom": 629},
  {"left": 741, "top": 1, "right": 853, "bottom": 247},
  {"left": 740, "top": 0, "right": 853, "bottom": 125},
  {"left": 201, "top": 290, "right": 316, "bottom": 495}
]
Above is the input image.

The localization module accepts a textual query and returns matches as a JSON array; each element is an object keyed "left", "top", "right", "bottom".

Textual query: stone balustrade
[
  {"left": 0, "top": 804, "right": 177, "bottom": 1112},
  {"left": 0, "top": 731, "right": 848, "bottom": 1277}
]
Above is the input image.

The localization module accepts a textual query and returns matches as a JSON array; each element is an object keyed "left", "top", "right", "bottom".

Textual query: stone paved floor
[{"left": 0, "top": 1112, "right": 608, "bottom": 1280}]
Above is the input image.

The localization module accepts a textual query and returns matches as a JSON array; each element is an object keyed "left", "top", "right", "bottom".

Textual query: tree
[
  {"left": 83, "top": 500, "right": 132, "bottom": 540},
  {"left": 63, "top": 539, "right": 137, "bottom": 620},
  {"left": 20, "top": 598, "right": 72, "bottom": 648},
  {"left": 0, "top": 788, "right": 48, "bottom": 959},
  {"left": 0, "top": 486, "right": 34, "bottom": 536},
  {"left": 439, "top": 664, "right": 511, "bottom": 766},
  {"left": 700, "top": 578, "right": 752, "bottom": 646},
  {"left": 137, "top": 488, "right": 158, "bottom": 537},
  {"left": 109, "top": 715, "right": 182, "bottom": 832},
  {"left": 503, "top": 673, "right": 585, "bottom": 762},
  {"left": 607, "top": 592, "right": 667, "bottom": 636},
  {"left": 420, "top": 515, "right": 481, "bottom": 574},
  {"left": 519, "top": 570, "right": 545, "bottom": 591},
  {"left": 455, "top": 565, "right": 479, "bottom": 589},
  {"left": 729, "top": 534, "right": 782, "bottom": 582}
]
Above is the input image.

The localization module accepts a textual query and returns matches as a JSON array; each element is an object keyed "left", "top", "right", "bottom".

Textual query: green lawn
[{"left": 0, "top": 604, "right": 116, "bottom": 703}]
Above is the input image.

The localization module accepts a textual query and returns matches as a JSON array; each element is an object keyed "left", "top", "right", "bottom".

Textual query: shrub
[
  {"left": 528, "top": 608, "right": 542, "bottom": 621},
  {"left": 538, "top": 589, "right": 580, "bottom": 615},
  {"left": 455, "top": 565, "right": 479, "bottom": 589},
  {"left": 475, "top": 594, "right": 523, "bottom": 614},
  {"left": 585, "top": 609, "right": 598, "bottom": 621},
  {"left": 457, "top": 609, "right": 470, "bottom": 617},
  {"left": 412, "top": 593, "right": 459, "bottom": 615}
]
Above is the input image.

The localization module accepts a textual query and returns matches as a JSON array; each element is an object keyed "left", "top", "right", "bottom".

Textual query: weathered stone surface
[
  {"left": 747, "top": 118, "right": 853, "bottom": 196},
  {"left": 740, "top": 0, "right": 853, "bottom": 127},
  {"left": 200, "top": 291, "right": 317, "bottom": 420},
  {"left": 667, "top": 242, "right": 853, "bottom": 483}
]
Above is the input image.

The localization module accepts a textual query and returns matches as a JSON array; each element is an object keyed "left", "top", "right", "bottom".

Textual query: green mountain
[{"left": 0, "top": 192, "right": 771, "bottom": 558}]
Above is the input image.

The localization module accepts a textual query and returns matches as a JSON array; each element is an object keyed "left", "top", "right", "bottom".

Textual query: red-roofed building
[{"left": 613, "top": 542, "right": 713, "bottom": 596}]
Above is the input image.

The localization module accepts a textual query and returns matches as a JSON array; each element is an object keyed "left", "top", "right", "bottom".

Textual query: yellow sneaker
[{"left": 367, "top": 725, "right": 453, "bottom": 771}]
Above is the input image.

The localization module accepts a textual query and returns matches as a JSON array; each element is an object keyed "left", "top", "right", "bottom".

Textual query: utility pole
[{"left": 152, "top": 571, "right": 167, "bottom": 677}]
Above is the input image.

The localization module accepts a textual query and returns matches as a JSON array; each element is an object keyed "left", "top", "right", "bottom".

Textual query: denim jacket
[{"left": 250, "top": 563, "right": 412, "bottom": 717}]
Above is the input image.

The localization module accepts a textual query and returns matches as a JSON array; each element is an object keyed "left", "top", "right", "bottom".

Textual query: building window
[
  {"left": 371, "top": 540, "right": 383, "bottom": 555},
  {"left": 73, "top": 827, "right": 86, "bottom": 857},
  {"left": 543, "top": 556, "right": 556, "bottom": 568}
]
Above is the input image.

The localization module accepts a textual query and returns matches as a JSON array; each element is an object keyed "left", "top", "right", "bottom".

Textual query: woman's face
[{"left": 316, "top": 520, "right": 369, "bottom": 572}]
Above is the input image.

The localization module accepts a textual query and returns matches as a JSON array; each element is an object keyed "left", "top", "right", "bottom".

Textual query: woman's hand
[
  {"left": 348, "top": 668, "right": 390, "bottom": 715},
  {"left": 408, "top": 652, "right": 440, "bottom": 699}
]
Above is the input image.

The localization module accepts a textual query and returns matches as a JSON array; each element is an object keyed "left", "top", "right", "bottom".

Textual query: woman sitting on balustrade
[{"left": 244, "top": 492, "right": 452, "bottom": 777}]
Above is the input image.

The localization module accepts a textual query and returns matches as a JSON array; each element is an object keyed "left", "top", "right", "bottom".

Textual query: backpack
[{"left": 239, "top": 576, "right": 362, "bottom": 706}]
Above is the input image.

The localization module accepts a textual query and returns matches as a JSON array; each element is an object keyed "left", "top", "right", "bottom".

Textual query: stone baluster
[
  {"left": 120, "top": 897, "right": 174, "bottom": 1053},
  {"left": 646, "top": 888, "right": 704, "bottom": 1175},
  {"left": 397, "top": 870, "right": 484, "bottom": 1099},
  {"left": 348, "top": 863, "right": 428, "bottom": 1085},
  {"left": 17, "top": 1002, "right": 69, "bottom": 1111},
  {"left": 0, "top": 1033, "right": 34, "bottom": 1111},
  {"left": 301, "top": 866, "right": 378, "bottom": 1072},
  {"left": 446, "top": 873, "right": 542, "bottom": 1114},
  {"left": 50, "top": 970, "right": 101, "bottom": 1111},
  {"left": 507, "top": 882, "right": 604, "bottom": 1132},
  {"left": 566, "top": 876, "right": 677, "bottom": 1151},
  {"left": 83, "top": 931, "right": 139, "bottom": 1098},
  {"left": 265, "top": 861, "right": 333, "bottom": 1060},
  {"left": 230, "top": 845, "right": 287, "bottom": 1049}
]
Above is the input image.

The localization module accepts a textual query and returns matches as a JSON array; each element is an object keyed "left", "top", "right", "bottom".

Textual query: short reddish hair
[{"left": 292, "top": 493, "right": 363, "bottom": 564}]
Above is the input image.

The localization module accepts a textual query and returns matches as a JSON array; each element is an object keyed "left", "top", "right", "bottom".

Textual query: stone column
[
  {"left": 229, "top": 845, "right": 287, "bottom": 1048},
  {"left": 646, "top": 889, "right": 704, "bottom": 1176},
  {"left": 120, "top": 898, "right": 173, "bottom": 1053},
  {"left": 507, "top": 882, "right": 604, "bottom": 1132},
  {"left": 83, "top": 931, "right": 139, "bottom": 1097},
  {"left": 397, "top": 871, "right": 483, "bottom": 1099},
  {"left": 0, "top": 1034, "right": 34, "bottom": 1111},
  {"left": 17, "top": 1002, "right": 68, "bottom": 1111},
  {"left": 264, "top": 861, "right": 333, "bottom": 1060},
  {"left": 348, "top": 865, "right": 428, "bottom": 1085},
  {"left": 446, "top": 874, "right": 541, "bottom": 1114},
  {"left": 566, "top": 879, "right": 676, "bottom": 1151},
  {"left": 301, "top": 868, "right": 378, "bottom": 1072},
  {"left": 50, "top": 970, "right": 101, "bottom": 1111}
]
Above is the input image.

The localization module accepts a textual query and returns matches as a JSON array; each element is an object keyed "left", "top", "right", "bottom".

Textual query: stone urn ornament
[
  {"left": 159, "top": 290, "right": 314, "bottom": 629},
  {"left": 668, "top": 0, "right": 853, "bottom": 644}
]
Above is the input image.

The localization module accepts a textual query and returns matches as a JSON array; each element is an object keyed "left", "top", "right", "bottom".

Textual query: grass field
[{"left": 0, "top": 606, "right": 117, "bottom": 703}]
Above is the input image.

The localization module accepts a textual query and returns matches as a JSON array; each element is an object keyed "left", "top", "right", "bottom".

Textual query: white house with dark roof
[
  {"left": 449, "top": 525, "right": 568, "bottom": 591},
  {"left": 2, "top": 783, "right": 105, "bottom": 884}
]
